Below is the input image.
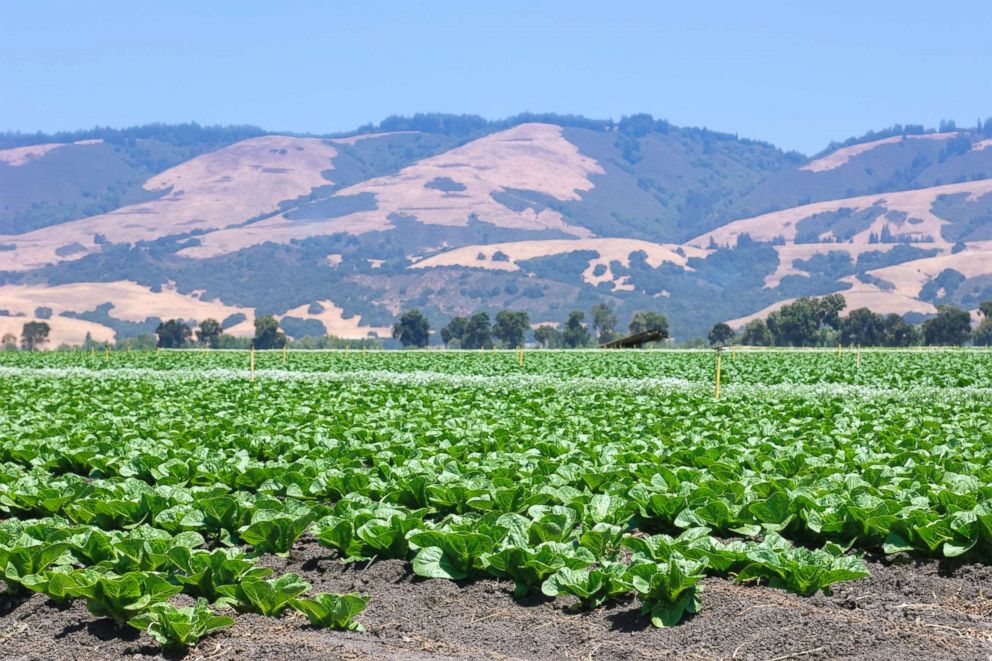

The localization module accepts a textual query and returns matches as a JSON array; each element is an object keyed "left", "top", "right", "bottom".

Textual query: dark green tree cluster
[
  {"left": 766, "top": 294, "right": 846, "bottom": 347},
  {"left": 839, "top": 309, "right": 919, "bottom": 347},
  {"left": 20, "top": 321, "right": 50, "bottom": 351},
  {"left": 707, "top": 323, "right": 735, "bottom": 348},
  {"left": 393, "top": 309, "right": 431, "bottom": 348},
  {"left": 252, "top": 315, "right": 288, "bottom": 349},
  {"left": 156, "top": 315, "right": 291, "bottom": 350},
  {"left": 725, "top": 295, "right": 990, "bottom": 348},
  {"left": 531, "top": 308, "right": 669, "bottom": 349},
  {"left": 403, "top": 306, "right": 671, "bottom": 350},
  {"left": 975, "top": 302, "right": 992, "bottom": 347},
  {"left": 628, "top": 311, "right": 670, "bottom": 337},
  {"left": 440, "top": 310, "right": 531, "bottom": 349},
  {"left": 562, "top": 310, "right": 592, "bottom": 348},
  {"left": 922, "top": 306, "right": 972, "bottom": 346},
  {"left": 740, "top": 319, "right": 772, "bottom": 346},
  {"left": 155, "top": 319, "right": 192, "bottom": 349},
  {"left": 590, "top": 303, "right": 618, "bottom": 344},
  {"left": 196, "top": 319, "right": 223, "bottom": 349}
]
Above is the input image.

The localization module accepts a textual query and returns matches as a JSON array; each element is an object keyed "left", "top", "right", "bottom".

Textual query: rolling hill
[{"left": 2, "top": 115, "right": 991, "bottom": 345}]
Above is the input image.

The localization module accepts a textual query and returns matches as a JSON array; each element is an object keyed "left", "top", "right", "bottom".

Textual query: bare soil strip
[{"left": 3, "top": 539, "right": 991, "bottom": 660}]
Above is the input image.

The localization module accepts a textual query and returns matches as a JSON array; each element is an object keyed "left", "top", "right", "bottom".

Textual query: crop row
[
  {"left": 2, "top": 347, "right": 991, "bottom": 387},
  {"left": 1, "top": 361, "right": 990, "bottom": 649}
]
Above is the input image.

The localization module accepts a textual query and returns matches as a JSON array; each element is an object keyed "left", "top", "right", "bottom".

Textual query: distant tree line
[
  {"left": 390, "top": 305, "right": 671, "bottom": 349},
  {"left": 0, "top": 123, "right": 267, "bottom": 150},
  {"left": 8, "top": 298, "right": 990, "bottom": 352},
  {"left": 707, "top": 295, "right": 992, "bottom": 348}
]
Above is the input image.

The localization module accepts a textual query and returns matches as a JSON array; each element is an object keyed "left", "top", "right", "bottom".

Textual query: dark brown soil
[{"left": 2, "top": 539, "right": 991, "bottom": 661}]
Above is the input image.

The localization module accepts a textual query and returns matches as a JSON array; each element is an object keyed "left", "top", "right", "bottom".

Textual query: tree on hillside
[
  {"left": 392, "top": 309, "right": 430, "bottom": 348},
  {"left": 980, "top": 300, "right": 992, "bottom": 319},
  {"left": 20, "top": 321, "right": 51, "bottom": 351},
  {"left": 440, "top": 316, "right": 469, "bottom": 347},
  {"left": 196, "top": 318, "right": 223, "bottom": 348},
  {"left": 708, "top": 323, "right": 735, "bottom": 348},
  {"left": 591, "top": 303, "right": 618, "bottom": 344},
  {"left": 253, "top": 315, "right": 288, "bottom": 349},
  {"left": 740, "top": 319, "right": 771, "bottom": 346},
  {"left": 155, "top": 319, "right": 191, "bottom": 349},
  {"left": 562, "top": 310, "right": 591, "bottom": 348},
  {"left": 493, "top": 310, "right": 530, "bottom": 348},
  {"left": 462, "top": 312, "right": 493, "bottom": 350},
  {"left": 628, "top": 311, "right": 670, "bottom": 339},
  {"left": 533, "top": 325, "right": 562, "bottom": 349},
  {"left": 922, "top": 305, "right": 971, "bottom": 346},
  {"left": 1, "top": 333, "right": 17, "bottom": 351}
]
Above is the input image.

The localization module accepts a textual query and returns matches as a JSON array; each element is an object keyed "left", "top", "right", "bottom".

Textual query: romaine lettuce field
[{"left": 1, "top": 350, "right": 991, "bottom": 660}]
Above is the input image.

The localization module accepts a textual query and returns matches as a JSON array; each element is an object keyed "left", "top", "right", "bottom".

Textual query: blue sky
[{"left": 1, "top": 1, "right": 989, "bottom": 154}]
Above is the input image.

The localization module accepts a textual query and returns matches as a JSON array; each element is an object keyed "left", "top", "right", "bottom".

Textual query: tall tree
[
  {"left": 20, "top": 321, "right": 51, "bottom": 351},
  {"left": 817, "top": 294, "right": 847, "bottom": 329},
  {"left": 627, "top": 311, "right": 669, "bottom": 339},
  {"left": 740, "top": 319, "right": 771, "bottom": 346},
  {"left": 196, "top": 318, "right": 223, "bottom": 348},
  {"left": 973, "top": 300, "right": 992, "bottom": 346},
  {"left": 880, "top": 314, "right": 919, "bottom": 347},
  {"left": 493, "top": 310, "right": 530, "bottom": 348},
  {"left": 839, "top": 308, "right": 884, "bottom": 346},
  {"left": 708, "top": 322, "right": 735, "bottom": 348},
  {"left": 253, "top": 315, "right": 288, "bottom": 349},
  {"left": 440, "top": 316, "right": 469, "bottom": 347},
  {"left": 922, "top": 305, "right": 971, "bottom": 346},
  {"left": 155, "top": 319, "right": 191, "bottom": 349},
  {"left": 1, "top": 333, "right": 17, "bottom": 351},
  {"left": 767, "top": 295, "right": 846, "bottom": 346},
  {"left": 533, "top": 325, "right": 562, "bottom": 348},
  {"left": 974, "top": 317, "right": 992, "bottom": 346},
  {"left": 562, "top": 310, "right": 591, "bottom": 348},
  {"left": 392, "top": 309, "right": 430, "bottom": 348},
  {"left": 590, "top": 303, "right": 618, "bottom": 344},
  {"left": 462, "top": 312, "right": 493, "bottom": 350}
]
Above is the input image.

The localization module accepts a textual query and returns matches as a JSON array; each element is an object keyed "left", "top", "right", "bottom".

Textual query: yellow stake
[
  {"left": 856, "top": 344, "right": 861, "bottom": 369},
  {"left": 249, "top": 347, "right": 255, "bottom": 382},
  {"left": 518, "top": 347, "right": 523, "bottom": 367},
  {"left": 714, "top": 350, "right": 722, "bottom": 400},
  {"left": 104, "top": 345, "right": 109, "bottom": 360},
  {"left": 837, "top": 343, "right": 841, "bottom": 355}
]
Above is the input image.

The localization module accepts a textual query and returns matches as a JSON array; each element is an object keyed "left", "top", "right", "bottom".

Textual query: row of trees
[
  {"left": 4, "top": 315, "right": 384, "bottom": 353},
  {"left": 707, "top": 296, "right": 992, "bottom": 348},
  {"left": 391, "top": 306, "right": 671, "bottom": 349},
  {"left": 11, "top": 298, "right": 991, "bottom": 352},
  {"left": 155, "top": 315, "right": 287, "bottom": 349}
]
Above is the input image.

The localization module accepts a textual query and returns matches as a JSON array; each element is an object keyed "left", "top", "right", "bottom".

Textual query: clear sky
[{"left": 1, "top": 1, "right": 989, "bottom": 154}]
